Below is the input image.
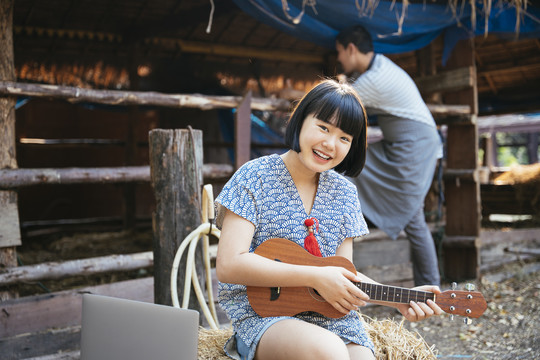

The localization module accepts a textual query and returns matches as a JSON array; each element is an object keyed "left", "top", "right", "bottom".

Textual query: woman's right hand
[{"left": 312, "top": 266, "right": 369, "bottom": 314}]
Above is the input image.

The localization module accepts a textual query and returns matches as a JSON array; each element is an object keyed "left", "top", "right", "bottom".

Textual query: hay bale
[
  {"left": 363, "top": 315, "right": 437, "bottom": 360},
  {"left": 197, "top": 315, "right": 437, "bottom": 359},
  {"left": 493, "top": 163, "right": 540, "bottom": 185},
  {"left": 198, "top": 327, "right": 232, "bottom": 360}
]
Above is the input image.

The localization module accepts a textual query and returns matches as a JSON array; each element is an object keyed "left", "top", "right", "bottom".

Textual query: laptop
[{"left": 80, "top": 294, "right": 199, "bottom": 360}]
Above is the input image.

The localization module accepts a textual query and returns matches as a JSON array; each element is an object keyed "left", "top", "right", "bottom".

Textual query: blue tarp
[
  {"left": 233, "top": 0, "right": 540, "bottom": 64},
  {"left": 219, "top": 109, "right": 287, "bottom": 163}
]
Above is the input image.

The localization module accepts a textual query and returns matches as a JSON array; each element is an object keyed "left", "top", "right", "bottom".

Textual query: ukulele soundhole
[
  {"left": 308, "top": 288, "right": 327, "bottom": 302},
  {"left": 269, "top": 258, "right": 283, "bottom": 301},
  {"left": 270, "top": 287, "right": 280, "bottom": 301}
]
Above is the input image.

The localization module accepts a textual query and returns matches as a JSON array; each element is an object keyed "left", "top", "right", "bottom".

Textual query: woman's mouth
[{"left": 313, "top": 149, "right": 331, "bottom": 160}]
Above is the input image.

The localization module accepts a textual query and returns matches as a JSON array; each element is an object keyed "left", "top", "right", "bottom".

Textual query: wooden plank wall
[
  {"left": 353, "top": 230, "right": 413, "bottom": 288},
  {"left": 0, "top": 277, "right": 153, "bottom": 360}
]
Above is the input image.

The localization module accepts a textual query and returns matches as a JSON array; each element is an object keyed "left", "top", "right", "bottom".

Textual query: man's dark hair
[{"left": 336, "top": 25, "right": 374, "bottom": 54}]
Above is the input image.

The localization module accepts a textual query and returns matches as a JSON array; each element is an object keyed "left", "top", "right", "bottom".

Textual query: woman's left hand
[{"left": 395, "top": 285, "right": 444, "bottom": 322}]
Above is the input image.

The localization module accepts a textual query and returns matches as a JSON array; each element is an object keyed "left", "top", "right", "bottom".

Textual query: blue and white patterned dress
[{"left": 215, "top": 154, "right": 374, "bottom": 360}]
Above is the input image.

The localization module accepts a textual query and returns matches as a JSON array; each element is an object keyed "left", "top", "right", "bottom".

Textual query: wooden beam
[
  {"left": 479, "top": 62, "right": 540, "bottom": 78},
  {"left": 14, "top": 26, "right": 326, "bottom": 64},
  {"left": 0, "top": 166, "right": 149, "bottom": 188},
  {"left": 172, "top": 38, "right": 324, "bottom": 64},
  {"left": 0, "top": 251, "right": 153, "bottom": 286},
  {"left": 416, "top": 66, "right": 475, "bottom": 96},
  {"left": 427, "top": 103, "right": 471, "bottom": 116},
  {"left": 443, "top": 168, "right": 478, "bottom": 182},
  {"left": 0, "top": 164, "right": 233, "bottom": 189},
  {"left": 0, "top": 81, "right": 291, "bottom": 111}
]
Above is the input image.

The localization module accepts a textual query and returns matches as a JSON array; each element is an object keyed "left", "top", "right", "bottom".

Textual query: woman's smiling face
[{"left": 297, "top": 113, "right": 353, "bottom": 174}]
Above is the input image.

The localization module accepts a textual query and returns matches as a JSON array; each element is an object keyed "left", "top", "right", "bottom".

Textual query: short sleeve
[
  {"left": 215, "top": 161, "right": 261, "bottom": 229},
  {"left": 340, "top": 180, "right": 369, "bottom": 240}
]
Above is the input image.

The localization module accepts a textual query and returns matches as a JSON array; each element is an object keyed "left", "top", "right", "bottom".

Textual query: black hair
[
  {"left": 336, "top": 25, "right": 373, "bottom": 54},
  {"left": 284, "top": 79, "right": 367, "bottom": 177}
]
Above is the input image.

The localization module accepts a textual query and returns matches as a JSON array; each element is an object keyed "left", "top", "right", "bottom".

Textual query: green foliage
[
  {"left": 497, "top": 146, "right": 527, "bottom": 166},
  {"left": 495, "top": 132, "right": 534, "bottom": 166}
]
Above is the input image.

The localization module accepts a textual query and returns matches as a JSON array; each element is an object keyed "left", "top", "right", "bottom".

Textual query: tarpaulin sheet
[{"left": 233, "top": 0, "right": 540, "bottom": 64}]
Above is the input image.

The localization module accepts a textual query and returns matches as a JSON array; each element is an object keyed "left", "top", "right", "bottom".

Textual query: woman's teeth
[{"left": 313, "top": 150, "right": 330, "bottom": 160}]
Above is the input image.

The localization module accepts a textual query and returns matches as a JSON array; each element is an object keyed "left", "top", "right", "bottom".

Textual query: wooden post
[
  {"left": 416, "top": 43, "right": 441, "bottom": 104},
  {"left": 149, "top": 129, "right": 203, "bottom": 310},
  {"left": 124, "top": 48, "right": 140, "bottom": 230},
  {"left": 527, "top": 132, "right": 538, "bottom": 164},
  {"left": 235, "top": 91, "right": 252, "bottom": 169},
  {"left": 442, "top": 37, "right": 481, "bottom": 280},
  {"left": 480, "top": 134, "right": 495, "bottom": 169},
  {"left": 0, "top": 0, "right": 20, "bottom": 300}
]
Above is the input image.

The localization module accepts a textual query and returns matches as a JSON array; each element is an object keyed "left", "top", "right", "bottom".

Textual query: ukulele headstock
[{"left": 437, "top": 283, "right": 487, "bottom": 323}]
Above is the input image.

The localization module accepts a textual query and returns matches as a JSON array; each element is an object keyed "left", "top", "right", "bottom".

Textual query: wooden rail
[
  {"left": 0, "top": 164, "right": 233, "bottom": 189},
  {"left": 0, "top": 81, "right": 291, "bottom": 112},
  {"left": 0, "top": 252, "right": 153, "bottom": 286}
]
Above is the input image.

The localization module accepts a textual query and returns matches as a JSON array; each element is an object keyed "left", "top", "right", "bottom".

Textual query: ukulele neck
[{"left": 355, "top": 282, "right": 435, "bottom": 304}]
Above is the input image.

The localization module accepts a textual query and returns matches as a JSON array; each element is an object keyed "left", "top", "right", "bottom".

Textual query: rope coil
[{"left": 171, "top": 184, "right": 222, "bottom": 329}]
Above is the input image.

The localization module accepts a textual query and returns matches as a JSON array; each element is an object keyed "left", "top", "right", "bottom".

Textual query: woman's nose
[{"left": 322, "top": 136, "right": 335, "bottom": 150}]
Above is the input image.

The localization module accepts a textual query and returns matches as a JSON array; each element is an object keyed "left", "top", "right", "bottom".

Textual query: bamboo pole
[
  {"left": 0, "top": 164, "right": 233, "bottom": 189},
  {"left": 0, "top": 81, "right": 291, "bottom": 111}
]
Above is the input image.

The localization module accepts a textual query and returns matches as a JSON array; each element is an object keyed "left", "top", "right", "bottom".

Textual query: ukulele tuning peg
[
  {"left": 465, "top": 283, "right": 475, "bottom": 291},
  {"left": 450, "top": 314, "right": 455, "bottom": 321},
  {"left": 463, "top": 317, "right": 473, "bottom": 325},
  {"left": 451, "top": 282, "right": 458, "bottom": 290}
]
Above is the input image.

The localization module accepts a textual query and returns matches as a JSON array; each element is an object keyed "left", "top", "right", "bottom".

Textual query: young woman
[{"left": 215, "top": 80, "right": 442, "bottom": 360}]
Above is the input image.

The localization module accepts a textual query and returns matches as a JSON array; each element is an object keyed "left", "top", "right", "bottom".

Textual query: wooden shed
[{"left": 1, "top": 0, "right": 540, "bottom": 358}]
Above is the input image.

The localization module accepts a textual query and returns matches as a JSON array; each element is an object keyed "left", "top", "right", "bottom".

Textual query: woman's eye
[
  {"left": 318, "top": 125, "right": 329, "bottom": 132},
  {"left": 341, "top": 137, "right": 352, "bottom": 143}
]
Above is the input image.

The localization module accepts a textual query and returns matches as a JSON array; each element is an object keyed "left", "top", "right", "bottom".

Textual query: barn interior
[
  {"left": 1, "top": 1, "right": 540, "bottom": 359},
  {"left": 5, "top": 0, "right": 540, "bottom": 230}
]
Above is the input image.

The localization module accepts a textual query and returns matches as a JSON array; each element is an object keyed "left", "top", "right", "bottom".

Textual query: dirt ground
[{"left": 362, "top": 262, "right": 540, "bottom": 360}]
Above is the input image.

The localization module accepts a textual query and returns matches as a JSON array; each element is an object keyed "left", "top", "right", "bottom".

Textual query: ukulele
[{"left": 247, "top": 238, "right": 487, "bottom": 320}]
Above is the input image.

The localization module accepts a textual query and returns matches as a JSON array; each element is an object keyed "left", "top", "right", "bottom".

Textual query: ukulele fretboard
[{"left": 355, "top": 282, "right": 435, "bottom": 304}]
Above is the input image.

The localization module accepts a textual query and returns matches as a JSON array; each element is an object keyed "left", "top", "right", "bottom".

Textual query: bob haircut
[{"left": 284, "top": 79, "right": 367, "bottom": 177}]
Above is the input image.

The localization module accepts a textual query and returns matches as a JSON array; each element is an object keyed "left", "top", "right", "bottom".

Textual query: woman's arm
[
  {"left": 336, "top": 237, "right": 378, "bottom": 285},
  {"left": 340, "top": 237, "right": 443, "bottom": 321},
  {"left": 216, "top": 210, "right": 369, "bottom": 314}
]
